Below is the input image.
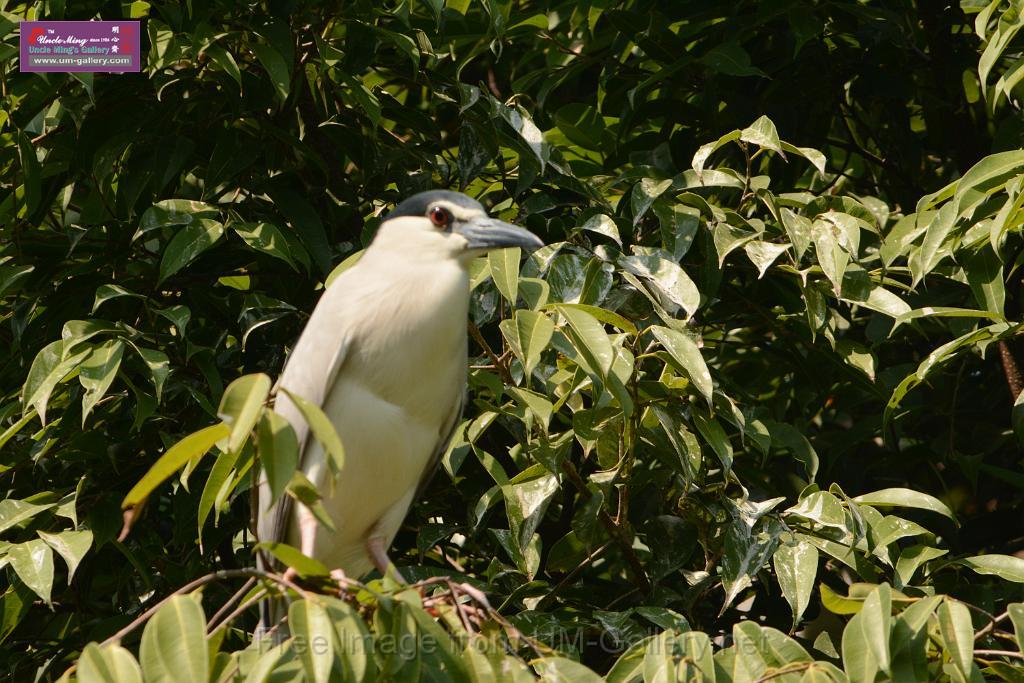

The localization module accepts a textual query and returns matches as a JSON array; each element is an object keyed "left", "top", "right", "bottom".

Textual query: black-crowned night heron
[{"left": 256, "top": 190, "right": 542, "bottom": 597}]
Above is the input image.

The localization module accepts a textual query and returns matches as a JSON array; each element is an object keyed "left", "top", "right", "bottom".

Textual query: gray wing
[
  {"left": 255, "top": 285, "right": 351, "bottom": 561},
  {"left": 412, "top": 389, "right": 466, "bottom": 505}
]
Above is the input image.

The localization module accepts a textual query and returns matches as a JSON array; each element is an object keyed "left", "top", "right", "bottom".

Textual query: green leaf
[
  {"left": 79, "top": 340, "right": 125, "bottom": 425},
  {"left": 0, "top": 499, "right": 55, "bottom": 536},
  {"left": 341, "top": 74, "right": 382, "bottom": 126},
  {"left": 649, "top": 325, "right": 713, "bottom": 404},
  {"left": 821, "top": 583, "right": 865, "bottom": 615},
  {"left": 781, "top": 141, "right": 827, "bottom": 177},
  {"left": 136, "top": 199, "right": 219, "bottom": 239},
  {"left": 257, "top": 409, "right": 300, "bottom": 506},
  {"left": 285, "top": 471, "right": 337, "bottom": 533},
  {"left": 488, "top": 247, "right": 522, "bottom": 304},
  {"left": 774, "top": 537, "right": 818, "bottom": 630},
  {"left": 502, "top": 467, "right": 559, "bottom": 553},
  {"left": 842, "top": 607, "right": 879, "bottom": 683},
  {"left": 895, "top": 544, "right": 947, "bottom": 587},
  {"left": 158, "top": 218, "right": 225, "bottom": 283},
  {"left": 139, "top": 595, "right": 209, "bottom": 683},
  {"left": 135, "top": 347, "right": 170, "bottom": 402},
  {"left": 197, "top": 446, "right": 241, "bottom": 545},
  {"left": 860, "top": 583, "right": 892, "bottom": 674},
  {"left": 744, "top": 240, "right": 790, "bottom": 277},
  {"left": 741, "top": 115, "right": 783, "bottom": 154},
  {"left": 500, "top": 309, "right": 555, "bottom": 379},
  {"left": 909, "top": 202, "right": 956, "bottom": 285},
  {"left": 1008, "top": 603, "right": 1024, "bottom": 651},
  {"left": 37, "top": 530, "right": 92, "bottom": 582},
  {"left": 578, "top": 214, "right": 621, "bottom": 246},
  {"left": 767, "top": 420, "right": 819, "bottom": 480},
  {"left": 786, "top": 491, "right": 847, "bottom": 529},
  {"left": 631, "top": 178, "right": 672, "bottom": 224},
  {"left": 893, "top": 306, "right": 1005, "bottom": 331},
  {"left": 618, "top": 250, "right": 700, "bottom": 318},
  {"left": 836, "top": 339, "right": 876, "bottom": 381},
  {"left": 289, "top": 600, "right": 334, "bottom": 683},
  {"left": 77, "top": 643, "right": 143, "bottom": 683},
  {"left": 233, "top": 222, "right": 299, "bottom": 269},
  {"left": 852, "top": 488, "right": 955, "bottom": 522},
  {"left": 962, "top": 554, "right": 1024, "bottom": 582},
  {"left": 555, "top": 304, "right": 614, "bottom": 378},
  {"left": 92, "top": 284, "right": 145, "bottom": 313},
  {"left": 268, "top": 187, "right": 332, "bottom": 276},
  {"left": 217, "top": 373, "right": 271, "bottom": 453},
  {"left": 548, "top": 303, "right": 637, "bottom": 335},
  {"left": 256, "top": 541, "right": 329, "bottom": 576},
  {"left": 16, "top": 131, "right": 40, "bottom": 215},
  {"left": 692, "top": 412, "right": 733, "bottom": 473},
  {"left": 7, "top": 539, "right": 54, "bottom": 603},
  {"left": 251, "top": 43, "right": 291, "bottom": 104},
  {"left": 533, "top": 656, "right": 603, "bottom": 682},
  {"left": 279, "top": 388, "right": 345, "bottom": 473},
  {"left": 938, "top": 599, "right": 974, "bottom": 679},
  {"left": 322, "top": 595, "right": 377, "bottom": 681},
  {"left": 23, "top": 339, "right": 91, "bottom": 424},
  {"left": 693, "top": 129, "right": 741, "bottom": 178},
  {"left": 701, "top": 41, "right": 767, "bottom": 77},
  {"left": 811, "top": 218, "right": 849, "bottom": 295},
  {"left": 966, "top": 246, "right": 1005, "bottom": 315},
  {"left": 554, "top": 103, "right": 606, "bottom": 151},
  {"left": 204, "top": 44, "right": 242, "bottom": 93},
  {"left": 122, "top": 422, "right": 230, "bottom": 508},
  {"left": 0, "top": 409, "right": 36, "bottom": 453}
]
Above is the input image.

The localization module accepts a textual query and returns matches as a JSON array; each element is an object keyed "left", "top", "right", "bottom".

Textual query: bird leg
[
  {"left": 366, "top": 535, "right": 405, "bottom": 582},
  {"left": 281, "top": 504, "right": 321, "bottom": 584}
]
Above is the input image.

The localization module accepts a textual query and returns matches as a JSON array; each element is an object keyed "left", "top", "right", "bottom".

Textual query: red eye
[{"left": 429, "top": 206, "right": 449, "bottom": 227}]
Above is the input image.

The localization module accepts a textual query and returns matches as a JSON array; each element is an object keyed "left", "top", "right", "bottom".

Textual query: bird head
[{"left": 372, "top": 190, "right": 543, "bottom": 264}]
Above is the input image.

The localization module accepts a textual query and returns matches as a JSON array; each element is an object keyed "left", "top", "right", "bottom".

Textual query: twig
[
  {"left": 100, "top": 568, "right": 310, "bottom": 647},
  {"left": 468, "top": 320, "right": 515, "bottom": 385},
  {"left": 975, "top": 609, "right": 1011, "bottom": 641},
  {"left": 561, "top": 459, "right": 650, "bottom": 592},
  {"left": 208, "top": 589, "right": 268, "bottom": 636},
  {"left": 754, "top": 663, "right": 814, "bottom": 682},
  {"left": 208, "top": 577, "right": 257, "bottom": 627},
  {"left": 998, "top": 340, "right": 1022, "bottom": 400},
  {"left": 975, "top": 649, "right": 1024, "bottom": 660},
  {"left": 535, "top": 541, "right": 611, "bottom": 611}
]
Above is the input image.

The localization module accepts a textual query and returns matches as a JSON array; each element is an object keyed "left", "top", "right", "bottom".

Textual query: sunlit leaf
[{"left": 139, "top": 595, "right": 208, "bottom": 683}]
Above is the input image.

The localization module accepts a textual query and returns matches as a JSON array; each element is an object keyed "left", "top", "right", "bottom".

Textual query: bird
[{"left": 255, "top": 190, "right": 542, "bottom": 619}]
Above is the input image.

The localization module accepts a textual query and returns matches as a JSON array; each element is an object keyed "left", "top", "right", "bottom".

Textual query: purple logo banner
[{"left": 20, "top": 20, "right": 141, "bottom": 73}]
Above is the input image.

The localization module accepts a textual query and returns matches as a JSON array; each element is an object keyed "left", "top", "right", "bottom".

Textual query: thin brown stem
[
  {"left": 975, "top": 649, "right": 1024, "bottom": 660},
  {"left": 468, "top": 320, "right": 515, "bottom": 385},
  {"left": 208, "top": 589, "right": 269, "bottom": 636},
  {"left": 208, "top": 577, "right": 257, "bottom": 627},
  {"left": 754, "top": 664, "right": 814, "bottom": 682},
  {"left": 561, "top": 459, "right": 650, "bottom": 592},
  {"left": 975, "top": 609, "right": 1011, "bottom": 641},
  {"left": 100, "top": 568, "right": 310, "bottom": 647}
]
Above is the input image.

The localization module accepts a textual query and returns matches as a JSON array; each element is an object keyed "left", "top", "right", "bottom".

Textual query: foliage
[{"left": 2, "top": 0, "right": 1024, "bottom": 680}]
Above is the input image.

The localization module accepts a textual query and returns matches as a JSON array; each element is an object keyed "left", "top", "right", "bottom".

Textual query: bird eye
[{"left": 428, "top": 206, "right": 450, "bottom": 228}]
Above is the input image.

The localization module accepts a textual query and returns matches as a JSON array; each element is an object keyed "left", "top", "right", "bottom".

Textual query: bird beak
[{"left": 455, "top": 216, "right": 544, "bottom": 252}]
